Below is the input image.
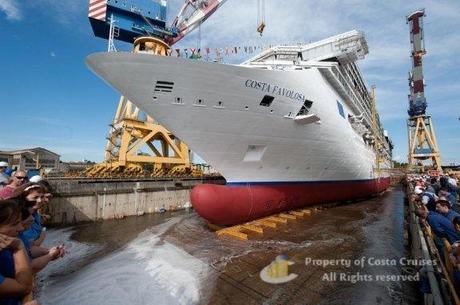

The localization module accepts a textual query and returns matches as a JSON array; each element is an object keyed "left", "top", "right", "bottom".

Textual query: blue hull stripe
[{"left": 226, "top": 178, "right": 388, "bottom": 186}]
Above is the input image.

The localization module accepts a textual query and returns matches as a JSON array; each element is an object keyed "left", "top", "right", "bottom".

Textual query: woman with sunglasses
[{"left": 0, "top": 171, "right": 28, "bottom": 200}]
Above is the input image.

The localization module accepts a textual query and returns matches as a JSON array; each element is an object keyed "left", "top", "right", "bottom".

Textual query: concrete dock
[{"left": 46, "top": 177, "right": 224, "bottom": 225}]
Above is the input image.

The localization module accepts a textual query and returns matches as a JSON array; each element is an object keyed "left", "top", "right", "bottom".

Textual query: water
[{"left": 37, "top": 186, "right": 418, "bottom": 305}]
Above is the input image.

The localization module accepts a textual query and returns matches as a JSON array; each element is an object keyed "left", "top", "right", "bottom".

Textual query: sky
[{"left": 0, "top": 0, "right": 458, "bottom": 165}]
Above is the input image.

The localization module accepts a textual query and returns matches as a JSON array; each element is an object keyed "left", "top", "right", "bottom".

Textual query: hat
[
  {"left": 436, "top": 197, "right": 451, "bottom": 205},
  {"left": 414, "top": 186, "right": 424, "bottom": 195},
  {"left": 29, "top": 175, "right": 43, "bottom": 183},
  {"left": 4, "top": 168, "right": 13, "bottom": 176},
  {"left": 0, "top": 161, "right": 8, "bottom": 167}
]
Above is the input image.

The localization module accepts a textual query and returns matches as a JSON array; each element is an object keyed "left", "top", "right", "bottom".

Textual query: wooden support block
[
  {"left": 241, "top": 225, "right": 264, "bottom": 234},
  {"left": 279, "top": 213, "right": 297, "bottom": 220},
  {"left": 216, "top": 230, "right": 248, "bottom": 240},
  {"left": 207, "top": 223, "right": 224, "bottom": 231},
  {"left": 267, "top": 216, "right": 288, "bottom": 224},
  {"left": 290, "top": 211, "right": 304, "bottom": 217},
  {"left": 256, "top": 220, "right": 277, "bottom": 228}
]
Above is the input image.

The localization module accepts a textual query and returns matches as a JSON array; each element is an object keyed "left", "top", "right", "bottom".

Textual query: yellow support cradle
[{"left": 215, "top": 208, "right": 317, "bottom": 240}]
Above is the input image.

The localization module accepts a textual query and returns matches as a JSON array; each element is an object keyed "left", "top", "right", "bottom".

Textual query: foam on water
[
  {"left": 38, "top": 228, "right": 102, "bottom": 282},
  {"left": 39, "top": 217, "right": 217, "bottom": 305}
]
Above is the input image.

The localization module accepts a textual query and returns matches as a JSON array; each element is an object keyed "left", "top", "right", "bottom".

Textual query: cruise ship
[{"left": 86, "top": 30, "right": 393, "bottom": 225}]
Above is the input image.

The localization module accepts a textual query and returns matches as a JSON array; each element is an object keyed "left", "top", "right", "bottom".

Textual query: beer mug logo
[{"left": 260, "top": 254, "right": 298, "bottom": 284}]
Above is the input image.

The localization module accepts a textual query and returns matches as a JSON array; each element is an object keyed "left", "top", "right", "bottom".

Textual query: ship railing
[
  {"left": 319, "top": 65, "right": 372, "bottom": 127},
  {"left": 332, "top": 65, "right": 373, "bottom": 122},
  {"left": 348, "top": 62, "right": 373, "bottom": 111},
  {"left": 341, "top": 63, "right": 372, "bottom": 114}
]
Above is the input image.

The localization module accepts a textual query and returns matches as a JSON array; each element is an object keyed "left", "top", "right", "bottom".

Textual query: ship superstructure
[
  {"left": 241, "top": 30, "right": 393, "bottom": 165},
  {"left": 87, "top": 30, "right": 393, "bottom": 225}
]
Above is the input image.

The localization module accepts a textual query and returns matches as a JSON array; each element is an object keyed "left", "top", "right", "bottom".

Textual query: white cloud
[{"left": 0, "top": 0, "right": 21, "bottom": 20}]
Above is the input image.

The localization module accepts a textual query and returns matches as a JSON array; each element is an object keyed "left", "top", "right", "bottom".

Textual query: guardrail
[{"left": 407, "top": 184, "right": 460, "bottom": 305}]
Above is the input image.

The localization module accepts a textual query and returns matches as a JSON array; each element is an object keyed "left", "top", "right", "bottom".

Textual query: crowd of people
[
  {"left": 408, "top": 171, "right": 460, "bottom": 294},
  {"left": 0, "top": 162, "right": 65, "bottom": 305}
]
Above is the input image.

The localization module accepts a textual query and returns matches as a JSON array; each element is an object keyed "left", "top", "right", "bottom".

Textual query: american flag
[{"left": 88, "top": 0, "right": 107, "bottom": 21}]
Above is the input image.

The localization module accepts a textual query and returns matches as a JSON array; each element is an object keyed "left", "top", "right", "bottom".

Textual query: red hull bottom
[{"left": 191, "top": 178, "right": 391, "bottom": 225}]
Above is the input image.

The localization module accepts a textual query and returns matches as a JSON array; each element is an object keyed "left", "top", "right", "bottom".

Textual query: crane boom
[
  {"left": 89, "top": 0, "right": 228, "bottom": 46},
  {"left": 167, "top": 0, "right": 228, "bottom": 45}
]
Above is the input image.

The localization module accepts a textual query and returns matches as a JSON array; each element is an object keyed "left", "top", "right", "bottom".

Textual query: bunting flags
[{"left": 167, "top": 42, "right": 307, "bottom": 60}]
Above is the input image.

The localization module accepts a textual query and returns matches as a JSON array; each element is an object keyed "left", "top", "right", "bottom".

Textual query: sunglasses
[{"left": 15, "top": 176, "right": 27, "bottom": 180}]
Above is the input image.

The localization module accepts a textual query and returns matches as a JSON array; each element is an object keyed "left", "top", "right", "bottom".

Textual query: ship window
[
  {"left": 296, "top": 99, "right": 313, "bottom": 116},
  {"left": 337, "top": 100, "right": 345, "bottom": 118},
  {"left": 260, "top": 95, "right": 274, "bottom": 107}
]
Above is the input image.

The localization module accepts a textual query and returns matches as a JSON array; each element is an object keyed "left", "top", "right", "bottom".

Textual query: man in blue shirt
[
  {"left": 436, "top": 198, "right": 460, "bottom": 221},
  {"left": 417, "top": 207, "right": 460, "bottom": 244}
]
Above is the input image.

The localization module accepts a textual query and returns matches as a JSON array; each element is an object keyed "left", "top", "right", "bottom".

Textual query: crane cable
[{"left": 257, "top": 0, "right": 266, "bottom": 36}]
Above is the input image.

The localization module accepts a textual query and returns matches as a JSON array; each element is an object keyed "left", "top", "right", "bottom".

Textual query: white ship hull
[{"left": 87, "top": 53, "right": 389, "bottom": 183}]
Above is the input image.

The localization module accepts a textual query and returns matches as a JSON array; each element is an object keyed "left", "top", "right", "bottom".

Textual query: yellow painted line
[{"left": 279, "top": 213, "right": 297, "bottom": 220}]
